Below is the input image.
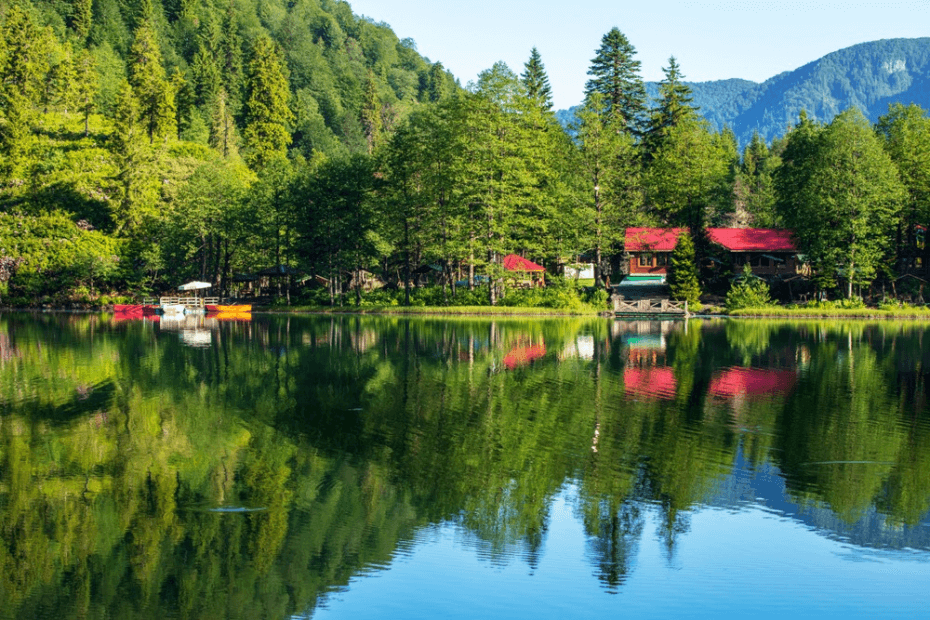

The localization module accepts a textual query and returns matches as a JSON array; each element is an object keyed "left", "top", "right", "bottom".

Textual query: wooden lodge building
[{"left": 624, "top": 227, "right": 802, "bottom": 282}]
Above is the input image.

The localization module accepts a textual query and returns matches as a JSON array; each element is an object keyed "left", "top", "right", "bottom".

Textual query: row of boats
[{"left": 113, "top": 303, "right": 252, "bottom": 318}]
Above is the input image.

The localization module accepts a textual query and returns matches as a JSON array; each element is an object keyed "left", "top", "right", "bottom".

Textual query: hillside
[{"left": 561, "top": 38, "right": 930, "bottom": 146}]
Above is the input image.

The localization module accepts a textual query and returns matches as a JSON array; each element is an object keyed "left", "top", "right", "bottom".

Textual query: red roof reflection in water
[
  {"left": 708, "top": 367, "right": 797, "bottom": 399},
  {"left": 624, "top": 367, "right": 677, "bottom": 400},
  {"left": 503, "top": 344, "right": 546, "bottom": 369}
]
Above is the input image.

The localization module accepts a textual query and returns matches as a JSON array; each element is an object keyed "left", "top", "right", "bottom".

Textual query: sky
[{"left": 347, "top": 0, "right": 930, "bottom": 110}]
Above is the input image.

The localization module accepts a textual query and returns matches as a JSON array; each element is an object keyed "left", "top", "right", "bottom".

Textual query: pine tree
[
  {"left": 69, "top": 0, "right": 93, "bottom": 41},
  {"left": 171, "top": 68, "right": 194, "bottom": 140},
  {"left": 574, "top": 92, "right": 641, "bottom": 286},
  {"left": 191, "top": 45, "right": 221, "bottom": 108},
  {"left": 360, "top": 70, "right": 381, "bottom": 154},
  {"left": 74, "top": 49, "right": 98, "bottom": 136},
  {"left": 643, "top": 57, "right": 699, "bottom": 158},
  {"left": 734, "top": 131, "right": 779, "bottom": 227},
  {"left": 584, "top": 27, "right": 646, "bottom": 134},
  {"left": 112, "top": 80, "right": 159, "bottom": 235},
  {"left": 0, "top": 7, "right": 44, "bottom": 177},
  {"left": 521, "top": 47, "right": 553, "bottom": 111},
  {"left": 220, "top": 7, "right": 244, "bottom": 110},
  {"left": 43, "top": 41, "right": 76, "bottom": 114},
  {"left": 667, "top": 232, "right": 701, "bottom": 304},
  {"left": 209, "top": 88, "right": 237, "bottom": 158},
  {"left": 242, "top": 35, "right": 292, "bottom": 168},
  {"left": 425, "top": 62, "right": 449, "bottom": 102},
  {"left": 128, "top": 19, "right": 175, "bottom": 142}
]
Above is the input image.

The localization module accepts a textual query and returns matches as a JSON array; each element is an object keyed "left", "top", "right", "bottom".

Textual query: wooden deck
[
  {"left": 614, "top": 298, "right": 689, "bottom": 317},
  {"left": 147, "top": 296, "right": 220, "bottom": 308}
]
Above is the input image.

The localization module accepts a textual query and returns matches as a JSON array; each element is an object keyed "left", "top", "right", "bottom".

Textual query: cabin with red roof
[
  {"left": 624, "top": 228, "right": 801, "bottom": 280},
  {"left": 706, "top": 228, "right": 800, "bottom": 276},
  {"left": 624, "top": 228, "right": 687, "bottom": 281}
]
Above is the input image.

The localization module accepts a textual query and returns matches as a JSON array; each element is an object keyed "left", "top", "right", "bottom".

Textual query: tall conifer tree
[
  {"left": 521, "top": 47, "right": 553, "bottom": 111},
  {"left": 242, "top": 35, "right": 293, "bottom": 168},
  {"left": 361, "top": 70, "right": 382, "bottom": 154},
  {"left": 584, "top": 27, "right": 646, "bottom": 134},
  {"left": 643, "top": 56, "right": 699, "bottom": 158},
  {"left": 128, "top": 19, "right": 175, "bottom": 142}
]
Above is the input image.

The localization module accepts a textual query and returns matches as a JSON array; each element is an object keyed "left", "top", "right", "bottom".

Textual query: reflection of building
[
  {"left": 708, "top": 367, "right": 797, "bottom": 400},
  {"left": 503, "top": 340, "right": 547, "bottom": 369},
  {"left": 624, "top": 367, "right": 677, "bottom": 400}
]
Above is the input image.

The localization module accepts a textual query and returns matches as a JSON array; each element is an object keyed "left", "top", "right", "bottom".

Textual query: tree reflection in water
[{"left": 0, "top": 313, "right": 928, "bottom": 617}]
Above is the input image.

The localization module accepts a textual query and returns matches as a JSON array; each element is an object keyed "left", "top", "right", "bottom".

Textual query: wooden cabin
[
  {"left": 706, "top": 228, "right": 800, "bottom": 276},
  {"left": 624, "top": 227, "right": 801, "bottom": 280},
  {"left": 624, "top": 228, "right": 687, "bottom": 282}
]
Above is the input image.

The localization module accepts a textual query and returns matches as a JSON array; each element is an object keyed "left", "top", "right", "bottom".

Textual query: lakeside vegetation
[{"left": 0, "top": 1, "right": 928, "bottom": 310}]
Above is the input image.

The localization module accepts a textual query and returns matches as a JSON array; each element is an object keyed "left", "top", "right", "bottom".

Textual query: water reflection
[{"left": 0, "top": 313, "right": 928, "bottom": 618}]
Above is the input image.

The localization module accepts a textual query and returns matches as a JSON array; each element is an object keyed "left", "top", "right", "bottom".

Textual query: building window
[
  {"left": 638, "top": 254, "right": 653, "bottom": 267},
  {"left": 656, "top": 253, "right": 667, "bottom": 266}
]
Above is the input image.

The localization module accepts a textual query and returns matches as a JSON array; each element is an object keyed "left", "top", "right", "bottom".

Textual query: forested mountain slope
[
  {"left": 682, "top": 38, "right": 930, "bottom": 144},
  {"left": 561, "top": 38, "right": 930, "bottom": 145},
  {"left": 3, "top": 0, "right": 457, "bottom": 157}
]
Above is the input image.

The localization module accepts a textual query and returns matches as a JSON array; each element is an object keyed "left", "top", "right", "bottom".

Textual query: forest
[{"left": 1, "top": 1, "right": 929, "bottom": 307}]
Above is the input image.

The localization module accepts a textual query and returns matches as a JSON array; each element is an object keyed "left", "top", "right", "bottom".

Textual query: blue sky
[{"left": 347, "top": 0, "right": 930, "bottom": 110}]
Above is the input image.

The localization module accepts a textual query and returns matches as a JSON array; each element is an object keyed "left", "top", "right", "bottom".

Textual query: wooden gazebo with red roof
[{"left": 502, "top": 254, "right": 546, "bottom": 287}]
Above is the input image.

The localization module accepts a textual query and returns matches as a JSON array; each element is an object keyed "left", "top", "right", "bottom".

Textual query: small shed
[{"left": 502, "top": 254, "right": 546, "bottom": 287}]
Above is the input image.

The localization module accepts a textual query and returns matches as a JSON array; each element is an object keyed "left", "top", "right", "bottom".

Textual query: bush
[
  {"left": 803, "top": 296, "right": 866, "bottom": 310},
  {"left": 726, "top": 265, "right": 772, "bottom": 310}
]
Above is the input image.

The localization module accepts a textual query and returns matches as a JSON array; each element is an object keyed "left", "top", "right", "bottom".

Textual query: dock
[{"left": 613, "top": 298, "right": 690, "bottom": 317}]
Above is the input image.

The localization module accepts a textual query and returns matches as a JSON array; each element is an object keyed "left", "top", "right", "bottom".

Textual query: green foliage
[
  {"left": 584, "top": 27, "right": 645, "bottom": 134},
  {"left": 242, "top": 35, "right": 293, "bottom": 168},
  {"left": 726, "top": 264, "right": 772, "bottom": 310},
  {"left": 521, "top": 47, "right": 552, "bottom": 111},
  {"left": 0, "top": 211, "right": 122, "bottom": 300},
  {"left": 777, "top": 109, "right": 906, "bottom": 297},
  {"left": 667, "top": 232, "right": 701, "bottom": 304}
]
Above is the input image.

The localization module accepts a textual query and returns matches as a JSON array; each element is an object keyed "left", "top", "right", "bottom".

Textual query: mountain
[{"left": 560, "top": 38, "right": 930, "bottom": 146}]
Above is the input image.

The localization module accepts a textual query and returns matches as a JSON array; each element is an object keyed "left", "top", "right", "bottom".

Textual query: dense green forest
[{"left": 1, "top": 3, "right": 928, "bottom": 306}]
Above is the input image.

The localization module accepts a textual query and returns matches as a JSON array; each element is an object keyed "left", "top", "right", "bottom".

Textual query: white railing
[
  {"left": 158, "top": 296, "right": 220, "bottom": 307},
  {"left": 614, "top": 299, "right": 689, "bottom": 314}
]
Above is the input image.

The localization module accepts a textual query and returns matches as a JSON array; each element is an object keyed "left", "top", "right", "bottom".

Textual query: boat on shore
[
  {"left": 205, "top": 304, "right": 252, "bottom": 313},
  {"left": 114, "top": 304, "right": 160, "bottom": 316}
]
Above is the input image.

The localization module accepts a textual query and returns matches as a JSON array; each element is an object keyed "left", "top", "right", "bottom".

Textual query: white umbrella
[{"left": 178, "top": 281, "right": 212, "bottom": 291}]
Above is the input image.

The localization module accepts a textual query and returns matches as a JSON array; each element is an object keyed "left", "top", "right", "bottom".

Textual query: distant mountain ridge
[{"left": 558, "top": 38, "right": 930, "bottom": 146}]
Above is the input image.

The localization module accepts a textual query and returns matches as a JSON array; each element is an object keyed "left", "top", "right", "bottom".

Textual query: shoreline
[{"left": 4, "top": 305, "right": 930, "bottom": 320}]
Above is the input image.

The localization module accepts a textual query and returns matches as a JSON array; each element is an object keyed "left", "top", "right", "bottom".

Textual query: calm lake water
[{"left": 1, "top": 312, "right": 929, "bottom": 619}]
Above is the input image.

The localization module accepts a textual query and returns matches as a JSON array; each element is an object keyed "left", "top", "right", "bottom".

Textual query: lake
[{"left": 1, "top": 312, "right": 928, "bottom": 618}]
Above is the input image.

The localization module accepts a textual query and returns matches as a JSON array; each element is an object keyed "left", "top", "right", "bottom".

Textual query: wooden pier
[{"left": 614, "top": 298, "right": 689, "bottom": 317}]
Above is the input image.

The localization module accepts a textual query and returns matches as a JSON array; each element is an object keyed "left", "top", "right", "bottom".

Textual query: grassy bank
[
  {"left": 727, "top": 306, "right": 930, "bottom": 318},
  {"left": 258, "top": 305, "right": 606, "bottom": 316}
]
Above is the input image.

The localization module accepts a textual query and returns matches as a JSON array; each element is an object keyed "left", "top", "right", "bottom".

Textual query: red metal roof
[
  {"left": 502, "top": 254, "right": 545, "bottom": 272},
  {"left": 706, "top": 228, "right": 796, "bottom": 252},
  {"left": 624, "top": 228, "right": 687, "bottom": 252}
]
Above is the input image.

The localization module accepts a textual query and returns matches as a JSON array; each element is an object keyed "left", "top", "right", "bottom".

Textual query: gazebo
[{"left": 502, "top": 254, "right": 546, "bottom": 288}]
